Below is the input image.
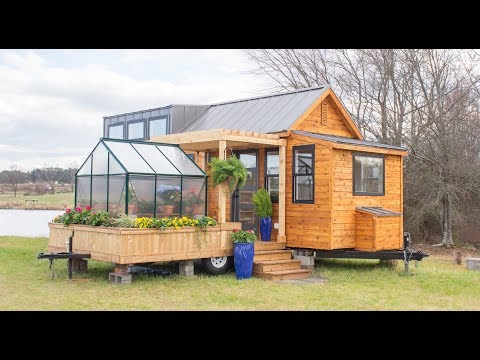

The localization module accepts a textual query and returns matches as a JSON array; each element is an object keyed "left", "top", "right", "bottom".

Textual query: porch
[{"left": 151, "top": 128, "right": 288, "bottom": 243}]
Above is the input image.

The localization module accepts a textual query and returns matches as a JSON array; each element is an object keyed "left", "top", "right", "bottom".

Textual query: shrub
[{"left": 251, "top": 188, "right": 272, "bottom": 218}]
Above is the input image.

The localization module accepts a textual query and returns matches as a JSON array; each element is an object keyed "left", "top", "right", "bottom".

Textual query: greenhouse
[{"left": 75, "top": 138, "right": 207, "bottom": 218}]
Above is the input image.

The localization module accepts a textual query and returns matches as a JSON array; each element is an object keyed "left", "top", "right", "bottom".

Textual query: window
[
  {"left": 293, "top": 145, "right": 314, "bottom": 203},
  {"left": 149, "top": 117, "right": 168, "bottom": 138},
  {"left": 109, "top": 124, "right": 124, "bottom": 139},
  {"left": 186, "top": 153, "right": 195, "bottom": 161},
  {"left": 128, "top": 121, "right": 145, "bottom": 140},
  {"left": 353, "top": 153, "right": 384, "bottom": 196},
  {"left": 265, "top": 148, "right": 279, "bottom": 203}
]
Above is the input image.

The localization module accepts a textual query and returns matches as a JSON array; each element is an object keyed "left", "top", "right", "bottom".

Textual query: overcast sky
[{"left": 0, "top": 49, "right": 271, "bottom": 171}]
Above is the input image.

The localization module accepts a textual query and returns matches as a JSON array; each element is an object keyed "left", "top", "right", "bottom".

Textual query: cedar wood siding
[
  {"left": 331, "top": 149, "right": 403, "bottom": 250},
  {"left": 285, "top": 133, "right": 331, "bottom": 249},
  {"left": 293, "top": 95, "right": 356, "bottom": 138},
  {"left": 284, "top": 93, "right": 404, "bottom": 250}
]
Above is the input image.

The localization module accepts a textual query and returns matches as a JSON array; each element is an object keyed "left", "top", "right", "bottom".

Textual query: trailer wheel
[{"left": 202, "top": 256, "right": 233, "bottom": 275}]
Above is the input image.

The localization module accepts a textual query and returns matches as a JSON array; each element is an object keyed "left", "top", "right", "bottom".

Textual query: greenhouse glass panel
[
  {"left": 76, "top": 177, "right": 91, "bottom": 208},
  {"left": 92, "top": 144, "right": 108, "bottom": 175},
  {"left": 156, "top": 145, "right": 203, "bottom": 175},
  {"left": 91, "top": 176, "right": 108, "bottom": 211},
  {"left": 156, "top": 176, "right": 181, "bottom": 218},
  {"left": 131, "top": 143, "right": 180, "bottom": 175},
  {"left": 103, "top": 140, "right": 153, "bottom": 173},
  {"left": 181, "top": 178, "right": 206, "bottom": 217},
  {"left": 108, "top": 175, "right": 126, "bottom": 215},
  {"left": 108, "top": 153, "right": 125, "bottom": 175},
  {"left": 77, "top": 156, "right": 91, "bottom": 175},
  {"left": 128, "top": 175, "right": 155, "bottom": 217}
]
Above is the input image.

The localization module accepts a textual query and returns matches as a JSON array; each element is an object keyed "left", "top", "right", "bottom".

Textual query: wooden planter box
[{"left": 48, "top": 222, "right": 240, "bottom": 265}]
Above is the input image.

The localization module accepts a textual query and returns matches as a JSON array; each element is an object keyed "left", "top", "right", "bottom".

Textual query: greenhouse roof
[{"left": 77, "top": 138, "right": 205, "bottom": 177}]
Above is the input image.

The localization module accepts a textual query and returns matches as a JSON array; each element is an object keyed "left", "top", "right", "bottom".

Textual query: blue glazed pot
[
  {"left": 233, "top": 242, "right": 254, "bottom": 279},
  {"left": 259, "top": 217, "right": 272, "bottom": 241}
]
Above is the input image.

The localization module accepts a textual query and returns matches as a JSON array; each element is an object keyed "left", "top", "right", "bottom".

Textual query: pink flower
[
  {"left": 233, "top": 228, "right": 239, "bottom": 233},
  {"left": 66, "top": 208, "right": 71, "bottom": 214},
  {"left": 248, "top": 230, "right": 254, "bottom": 234},
  {"left": 86, "top": 206, "right": 92, "bottom": 211},
  {"left": 75, "top": 207, "right": 82, "bottom": 212}
]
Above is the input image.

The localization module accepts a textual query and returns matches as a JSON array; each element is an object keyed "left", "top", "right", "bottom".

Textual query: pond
[{"left": 0, "top": 209, "right": 64, "bottom": 237}]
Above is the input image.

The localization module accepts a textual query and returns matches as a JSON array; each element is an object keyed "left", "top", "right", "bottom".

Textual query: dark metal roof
[
  {"left": 181, "top": 86, "right": 330, "bottom": 133},
  {"left": 292, "top": 130, "right": 408, "bottom": 152},
  {"left": 356, "top": 207, "right": 401, "bottom": 217}
]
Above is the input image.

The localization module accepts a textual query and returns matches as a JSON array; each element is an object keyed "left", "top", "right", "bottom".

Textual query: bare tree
[
  {"left": 245, "top": 49, "right": 480, "bottom": 246},
  {"left": 38, "top": 167, "right": 64, "bottom": 194},
  {"left": 0, "top": 166, "right": 28, "bottom": 197}
]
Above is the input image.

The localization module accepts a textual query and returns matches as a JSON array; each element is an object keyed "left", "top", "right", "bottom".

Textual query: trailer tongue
[{"left": 37, "top": 232, "right": 91, "bottom": 279}]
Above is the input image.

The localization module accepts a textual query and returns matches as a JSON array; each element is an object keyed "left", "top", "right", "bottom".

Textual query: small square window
[{"left": 353, "top": 153, "right": 385, "bottom": 196}]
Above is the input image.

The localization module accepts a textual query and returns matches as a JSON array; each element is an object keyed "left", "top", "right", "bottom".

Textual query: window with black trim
[
  {"left": 109, "top": 124, "right": 124, "bottom": 139},
  {"left": 265, "top": 148, "right": 279, "bottom": 203},
  {"left": 293, "top": 145, "right": 314, "bottom": 203},
  {"left": 149, "top": 117, "right": 168, "bottom": 138},
  {"left": 128, "top": 120, "right": 145, "bottom": 140},
  {"left": 353, "top": 153, "right": 385, "bottom": 196}
]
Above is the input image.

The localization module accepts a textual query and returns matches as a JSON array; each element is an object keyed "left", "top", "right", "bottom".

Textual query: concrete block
[
  {"left": 466, "top": 258, "right": 480, "bottom": 270},
  {"left": 179, "top": 260, "right": 194, "bottom": 276},
  {"left": 294, "top": 253, "right": 315, "bottom": 270},
  {"left": 109, "top": 273, "right": 132, "bottom": 284}
]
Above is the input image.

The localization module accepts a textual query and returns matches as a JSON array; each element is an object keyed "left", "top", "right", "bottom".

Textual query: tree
[
  {"left": 38, "top": 167, "right": 64, "bottom": 194},
  {"left": 0, "top": 166, "right": 28, "bottom": 197},
  {"left": 245, "top": 49, "right": 480, "bottom": 246}
]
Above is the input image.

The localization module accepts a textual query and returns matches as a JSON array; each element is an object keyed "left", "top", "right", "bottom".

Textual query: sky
[{"left": 0, "top": 49, "right": 271, "bottom": 171}]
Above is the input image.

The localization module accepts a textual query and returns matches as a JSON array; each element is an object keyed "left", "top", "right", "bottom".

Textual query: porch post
[
  {"left": 218, "top": 140, "right": 227, "bottom": 223},
  {"left": 277, "top": 144, "right": 286, "bottom": 242}
]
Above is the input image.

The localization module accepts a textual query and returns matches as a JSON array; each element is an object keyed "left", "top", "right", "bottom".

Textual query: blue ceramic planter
[
  {"left": 259, "top": 217, "right": 272, "bottom": 241},
  {"left": 233, "top": 242, "right": 254, "bottom": 279}
]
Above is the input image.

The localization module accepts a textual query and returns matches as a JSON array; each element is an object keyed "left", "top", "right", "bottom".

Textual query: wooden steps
[
  {"left": 252, "top": 243, "right": 312, "bottom": 281},
  {"left": 254, "top": 250, "right": 292, "bottom": 262},
  {"left": 254, "top": 241, "right": 286, "bottom": 251},
  {"left": 254, "top": 268, "right": 311, "bottom": 281},
  {"left": 253, "top": 259, "right": 301, "bottom": 272}
]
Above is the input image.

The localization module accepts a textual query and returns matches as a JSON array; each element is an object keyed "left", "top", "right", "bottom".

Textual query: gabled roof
[
  {"left": 292, "top": 130, "right": 407, "bottom": 152},
  {"left": 182, "top": 86, "right": 330, "bottom": 133}
]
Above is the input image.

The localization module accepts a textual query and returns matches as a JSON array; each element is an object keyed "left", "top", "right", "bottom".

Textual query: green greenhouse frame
[{"left": 75, "top": 138, "right": 207, "bottom": 218}]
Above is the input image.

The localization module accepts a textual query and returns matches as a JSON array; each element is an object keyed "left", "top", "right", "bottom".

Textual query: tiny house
[
  {"left": 152, "top": 85, "right": 407, "bottom": 253},
  {"left": 48, "top": 85, "right": 410, "bottom": 281}
]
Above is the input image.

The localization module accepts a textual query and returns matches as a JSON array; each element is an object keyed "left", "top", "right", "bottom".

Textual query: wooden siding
[
  {"left": 332, "top": 149, "right": 403, "bottom": 250},
  {"left": 48, "top": 222, "right": 239, "bottom": 264},
  {"left": 294, "top": 95, "right": 355, "bottom": 138},
  {"left": 354, "top": 211, "right": 375, "bottom": 251},
  {"left": 285, "top": 134, "right": 331, "bottom": 249}
]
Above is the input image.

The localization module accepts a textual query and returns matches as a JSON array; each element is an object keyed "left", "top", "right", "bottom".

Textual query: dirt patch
[
  {"left": 274, "top": 274, "right": 327, "bottom": 285},
  {"left": 412, "top": 243, "right": 480, "bottom": 261}
]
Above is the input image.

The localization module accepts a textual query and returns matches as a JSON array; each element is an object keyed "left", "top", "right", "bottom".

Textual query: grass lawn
[
  {"left": 1, "top": 236, "right": 479, "bottom": 310},
  {"left": 0, "top": 192, "right": 73, "bottom": 210}
]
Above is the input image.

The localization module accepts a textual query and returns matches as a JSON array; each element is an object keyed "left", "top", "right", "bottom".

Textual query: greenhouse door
[{"left": 231, "top": 150, "right": 258, "bottom": 233}]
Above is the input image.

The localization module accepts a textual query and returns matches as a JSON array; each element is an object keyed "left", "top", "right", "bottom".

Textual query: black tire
[{"left": 202, "top": 256, "right": 233, "bottom": 275}]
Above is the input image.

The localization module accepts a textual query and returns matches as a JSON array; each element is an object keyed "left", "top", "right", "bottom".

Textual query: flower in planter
[{"left": 231, "top": 229, "right": 257, "bottom": 244}]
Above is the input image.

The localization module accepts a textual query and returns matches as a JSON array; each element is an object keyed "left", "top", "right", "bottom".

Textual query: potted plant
[
  {"left": 208, "top": 155, "right": 247, "bottom": 195},
  {"left": 157, "top": 185, "right": 181, "bottom": 215},
  {"left": 231, "top": 228, "right": 256, "bottom": 279},
  {"left": 252, "top": 188, "right": 273, "bottom": 241}
]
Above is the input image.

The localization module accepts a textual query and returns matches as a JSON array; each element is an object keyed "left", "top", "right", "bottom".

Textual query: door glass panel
[{"left": 233, "top": 151, "right": 258, "bottom": 233}]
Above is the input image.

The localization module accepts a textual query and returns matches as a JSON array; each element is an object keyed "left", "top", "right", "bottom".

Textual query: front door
[{"left": 231, "top": 150, "right": 258, "bottom": 232}]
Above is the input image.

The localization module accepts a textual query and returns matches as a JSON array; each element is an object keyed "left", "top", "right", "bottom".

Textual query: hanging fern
[{"left": 208, "top": 155, "right": 247, "bottom": 195}]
